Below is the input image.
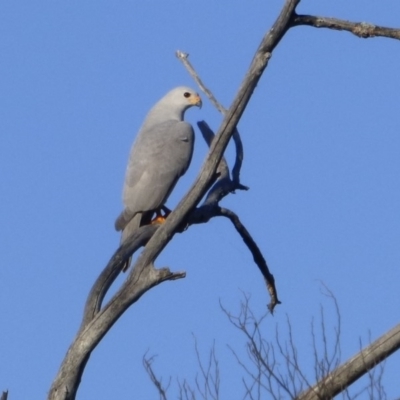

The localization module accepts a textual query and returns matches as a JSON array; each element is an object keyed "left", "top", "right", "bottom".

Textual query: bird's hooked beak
[{"left": 189, "top": 94, "right": 202, "bottom": 109}]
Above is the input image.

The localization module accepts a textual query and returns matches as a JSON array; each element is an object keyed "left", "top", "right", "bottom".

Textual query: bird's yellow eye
[{"left": 183, "top": 92, "right": 191, "bottom": 98}]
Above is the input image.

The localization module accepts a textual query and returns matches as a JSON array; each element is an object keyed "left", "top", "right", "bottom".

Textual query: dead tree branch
[
  {"left": 197, "top": 121, "right": 248, "bottom": 206},
  {"left": 297, "top": 323, "right": 400, "bottom": 400},
  {"left": 48, "top": 1, "right": 300, "bottom": 399},
  {"left": 291, "top": 14, "right": 400, "bottom": 40},
  {"left": 80, "top": 224, "right": 158, "bottom": 330},
  {"left": 216, "top": 207, "right": 280, "bottom": 312}
]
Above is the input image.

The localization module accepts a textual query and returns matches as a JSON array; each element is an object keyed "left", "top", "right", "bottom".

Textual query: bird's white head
[
  {"left": 145, "top": 86, "right": 202, "bottom": 126},
  {"left": 164, "top": 86, "right": 202, "bottom": 109},
  {"left": 153, "top": 86, "right": 202, "bottom": 121}
]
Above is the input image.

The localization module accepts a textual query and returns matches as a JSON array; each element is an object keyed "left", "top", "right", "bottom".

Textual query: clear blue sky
[{"left": 1, "top": 1, "right": 399, "bottom": 399}]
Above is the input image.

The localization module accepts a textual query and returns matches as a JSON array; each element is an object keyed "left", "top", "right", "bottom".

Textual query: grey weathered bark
[
  {"left": 297, "top": 323, "right": 400, "bottom": 400},
  {"left": 291, "top": 14, "right": 400, "bottom": 40},
  {"left": 47, "top": 0, "right": 400, "bottom": 399}
]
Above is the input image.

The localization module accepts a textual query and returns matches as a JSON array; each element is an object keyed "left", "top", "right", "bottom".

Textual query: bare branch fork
[{"left": 48, "top": 0, "right": 400, "bottom": 399}]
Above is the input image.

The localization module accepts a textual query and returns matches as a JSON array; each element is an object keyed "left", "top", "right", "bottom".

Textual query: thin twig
[
  {"left": 192, "top": 336, "right": 220, "bottom": 400},
  {"left": 143, "top": 353, "right": 170, "bottom": 400},
  {"left": 176, "top": 51, "right": 226, "bottom": 114}
]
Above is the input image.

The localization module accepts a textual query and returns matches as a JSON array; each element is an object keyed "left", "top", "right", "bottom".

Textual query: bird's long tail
[{"left": 120, "top": 213, "right": 142, "bottom": 272}]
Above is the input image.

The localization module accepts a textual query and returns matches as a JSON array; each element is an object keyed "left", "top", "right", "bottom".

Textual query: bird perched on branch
[{"left": 115, "top": 86, "right": 202, "bottom": 271}]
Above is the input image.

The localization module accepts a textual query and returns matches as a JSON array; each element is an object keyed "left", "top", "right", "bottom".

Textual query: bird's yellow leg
[
  {"left": 150, "top": 207, "right": 170, "bottom": 225},
  {"left": 151, "top": 215, "right": 166, "bottom": 225}
]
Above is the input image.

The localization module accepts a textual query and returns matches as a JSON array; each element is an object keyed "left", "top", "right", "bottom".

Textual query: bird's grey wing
[
  {"left": 123, "top": 120, "right": 194, "bottom": 213},
  {"left": 115, "top": 129, "right": 153, "bottom": 231}
]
